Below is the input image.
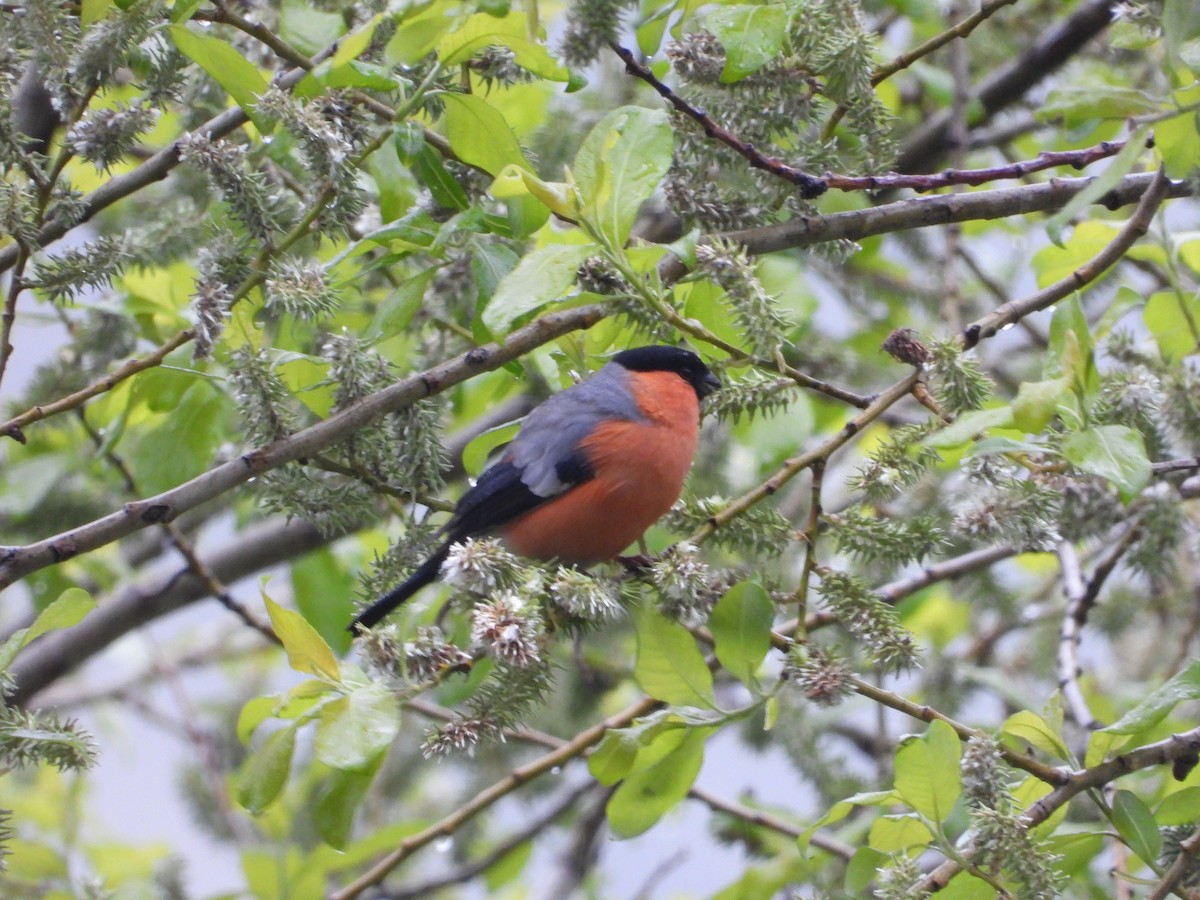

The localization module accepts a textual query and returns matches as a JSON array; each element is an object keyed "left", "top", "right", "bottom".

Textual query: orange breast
[{"left": 500, "top": 371, "right": 701, "bottom": 565}]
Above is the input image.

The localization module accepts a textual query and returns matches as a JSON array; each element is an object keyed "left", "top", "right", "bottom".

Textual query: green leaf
[
  {"left": 868, "top": 814, "right": 933, "bottom": 853},
  {"left": 797, "top": 790, "right": 901, "bottom": 855},
  {"left": 314, "top": 753, "right": 383, "bottom": 849},
  {"left": 1155, "top": 106, "right": 1200, "bottom": 179},
  {"left": 238, "top": 724, "right": 297, "bottom": 813},
  {"left": 706, "top": 5, "right": 788, "bottom": 82},
  {"left": 481, "top": 242, "right": 593, "bottom": 335},
  {"left": 237, "top": 696, "right": 280, "bottom": 745},
  {"left": 483, "top": 838, "right": 533, "bottom": 890},
  {"left": 1039, "top": 86, "right": 1159, "bottom": 128},
  {"left": 436, "top": 12, "right": 569, "bottom": 80},
  {"left": 441, "top": 93, "right": 529, "bottom": 177},
  {"left": 708, "top": 581, "right": 774, "bottom": 687},
  {"left": 314, "top": 681, "right": 401, "bottom": 770},
  {"left": 1044, "top": 125, "right": 1151, "bottom": 246},
  {"left": 1164, "top": 0, "right": 1200, "bottom": 74},
  {"left": 291, "top": 548, "right": 355, "bottom": 656},
  {"left": 278, "top": 0, "right": 344, "bottom": 57},
  {"left": 573, "top": 106, "right": 673, "bottom": 245},
  {"left": 1002, "top": 710, "right": 1070, "bottom": 760},
  {"left": 845, "top": 847, "right": 889, "bottom": 895},
  {"left": 470, "top": 241, "right": 520, "bottom": 308},
  {"left": 924, "top": 405, "right": 1015, "bottom": 449},
  {"left": 129, "top": 382, "right": 226, "bottom": 494},
  {"left": 0, "top": 587, "right": 95, "bottom": 672},
  {"left": 633, "top": 603, "right": 715, "bottom": 708},
  {"left": 1061, "top": 425, "right": 1151, "bottom": 499},
  {"left": 893, "top": 719, "right": 961, "bottom": 823},
  {"left": 1144, "top": 289, "right": 1200, "bottom": 361},
  {"left": 606, "top": 726, "right": 707, "bottom": 838},
  {"left": 490, "top": 164, "right": 581, "bottom": 220},
  {"left": 264, "top": 594, "right": 342, "bottom": 682},
  {"left": 168, "top": 25, "right": 269, "bottom": 125},
  {"left": 1112, "top": 789, "right": 1161, "bottom": 863},
  {"left": 1157, "top": 786, "right": 1200, "bottom": 825},
  {"left": 589, "top": 713, "right": 687, "bottom": 785},
  {"left": 81, "top": 0, "right": 112, "bottom": 27},
  {"left": 1103, "top": 659, "right": 1200, "bottom": 734},
  {"left": 1012, "top": 376, "right": 1074, "bottom": 433},
  {"left": 1046, "top": 295, "right": 1097, "bottom": 398},
  {"left": 589, "top": 727, "right": 643, "bottom": 786},
  {"left": 408, "top": 144, "right": 470, "bottom": 210},
  {"left": 462, "top": 420, "right": 522, "bottom": 476},
  {"left": 366, "top": 269, "right": 435, "bottom": 339}
]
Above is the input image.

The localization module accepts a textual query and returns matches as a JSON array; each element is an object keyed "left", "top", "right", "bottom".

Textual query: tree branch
[
  {"left": 10, "top": 516, "right": 330, "bottom": 706},
  {"left": 917, "top": 724, "right": 1200, "bottom": 894},
  {"left": 960, "top": 167, "right": 1170, "bottom": 348},
  {"left": 896, "top": 0, "right": 1119, "bottom": 172},
  {"left": 658, "top": 171, "right": 1190, "bottom": 285},
  {"left": 328, "top": 696, "right": 663, "bottom": 900},
  {"left": 0, "top": 304, "right": 605, "bottom": 591}
]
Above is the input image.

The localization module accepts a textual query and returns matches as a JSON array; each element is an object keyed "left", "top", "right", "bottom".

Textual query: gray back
[{"left": 507, "top": 362, "right": 644, "bottom": 496}]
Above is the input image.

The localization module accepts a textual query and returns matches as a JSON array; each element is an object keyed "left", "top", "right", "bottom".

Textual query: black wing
[{"left": 445, "top": 452, "right": 594, "bottom": 542}]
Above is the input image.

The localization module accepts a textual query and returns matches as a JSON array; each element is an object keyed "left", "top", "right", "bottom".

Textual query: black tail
[{"left": 348, "top": 544, "right": 450, "bottom": 633}]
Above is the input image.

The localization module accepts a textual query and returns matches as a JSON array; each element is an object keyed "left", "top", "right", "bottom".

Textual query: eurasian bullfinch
[{"left": 349, "top": 346, "right": 720, "bottom": 632}]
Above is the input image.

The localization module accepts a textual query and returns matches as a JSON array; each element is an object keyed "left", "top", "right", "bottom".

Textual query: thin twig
[
  {"left": 792, "top": 460, "right": 825, "bottom": 643},
  {"left": 607, "top": 42, "right": 827, "bottom": 199},
  {"left": 917, "top": 724, "right": 1200, "bottom": 893},
  {"left": 1154, "top": 456, "right": 1200, "bottom": 475},
  {"left": 689, "top": 372, "right": 920, "bottom": 547},
  {"left": 74, "top": 408, "right": 280, "bottom": 644},
  {"left": 792, "top": 543, "right": 1019, "bottom": 634},
  {"left": 328, "top": 696, "right": 662, "bottom": 900},
  {"left": 848, "top": 676, "right": 1068, "bottom": 786},
  {"left": 961, "top": 167, "right": 1170, "bottom": 349},
  {"left": 688, "top": 784, "right": 855, "bottom": 860},
  {"left": 872, "top": 0, "right": 1019, "bottom": 86},
  {"left": 385, "top": 781, "right": 599, "bottom": 899},
  {"left": 1149, "top": 824, "right": 1200, "bottom": 900}
]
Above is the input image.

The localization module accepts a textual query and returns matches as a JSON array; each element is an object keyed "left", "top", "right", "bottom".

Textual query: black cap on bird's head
[{"left": 611, "top": 345, "right": 721, "bottom": 400}]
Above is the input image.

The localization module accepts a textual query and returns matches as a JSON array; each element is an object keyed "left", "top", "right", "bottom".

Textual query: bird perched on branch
[{"left": 349, "top": 345, "right": 720, "bottom": 632}]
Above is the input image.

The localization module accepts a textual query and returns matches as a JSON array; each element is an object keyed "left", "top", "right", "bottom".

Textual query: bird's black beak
[{"left": 700, "top": 370, "right": 721, "bottom": 398}]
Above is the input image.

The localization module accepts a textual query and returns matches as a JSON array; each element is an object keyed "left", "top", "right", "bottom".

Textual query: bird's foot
[{"left": 615, "top": 553, "right": 655, "bottom": 572}]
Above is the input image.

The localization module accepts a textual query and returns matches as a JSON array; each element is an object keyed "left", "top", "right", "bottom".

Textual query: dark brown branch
[
  {"left": 609, "top": 40, "right": 1129, "bottom": 196},
  {"left": 896, "top": 0, "right": 1119, "bottom": 172},
  {"left": 607, "top": 42, "right": 828, "bottom": 199},
  {"left": 824, "top": 140, "right": 1130, "bottom": 192}
]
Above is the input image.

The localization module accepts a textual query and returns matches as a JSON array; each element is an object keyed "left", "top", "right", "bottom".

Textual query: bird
[{"left": 349, "top": 345, "right": 720, "bottom": 632}]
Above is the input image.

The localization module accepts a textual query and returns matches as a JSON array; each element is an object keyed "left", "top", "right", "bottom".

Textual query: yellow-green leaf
[
  {"left": 264, "top": 594, "right": 341, "bottom": 682},
  {"left": 633, "top": 603, "right": 715, "bottom": 708},
  {"left": 237, "top": 724, "right": 297, "bottom": 814},
  {"left": 893, "top": 719, "right": 961, "bottom": 823},
  {"left": 442, "top": 93, "right": 528, "bottom": 177},
  {"left": 1002, "top": 709, "right": 1070, "bottom": 760},
  {"left": 169, "top": 25, "right": 269, "bottom": 123}
]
